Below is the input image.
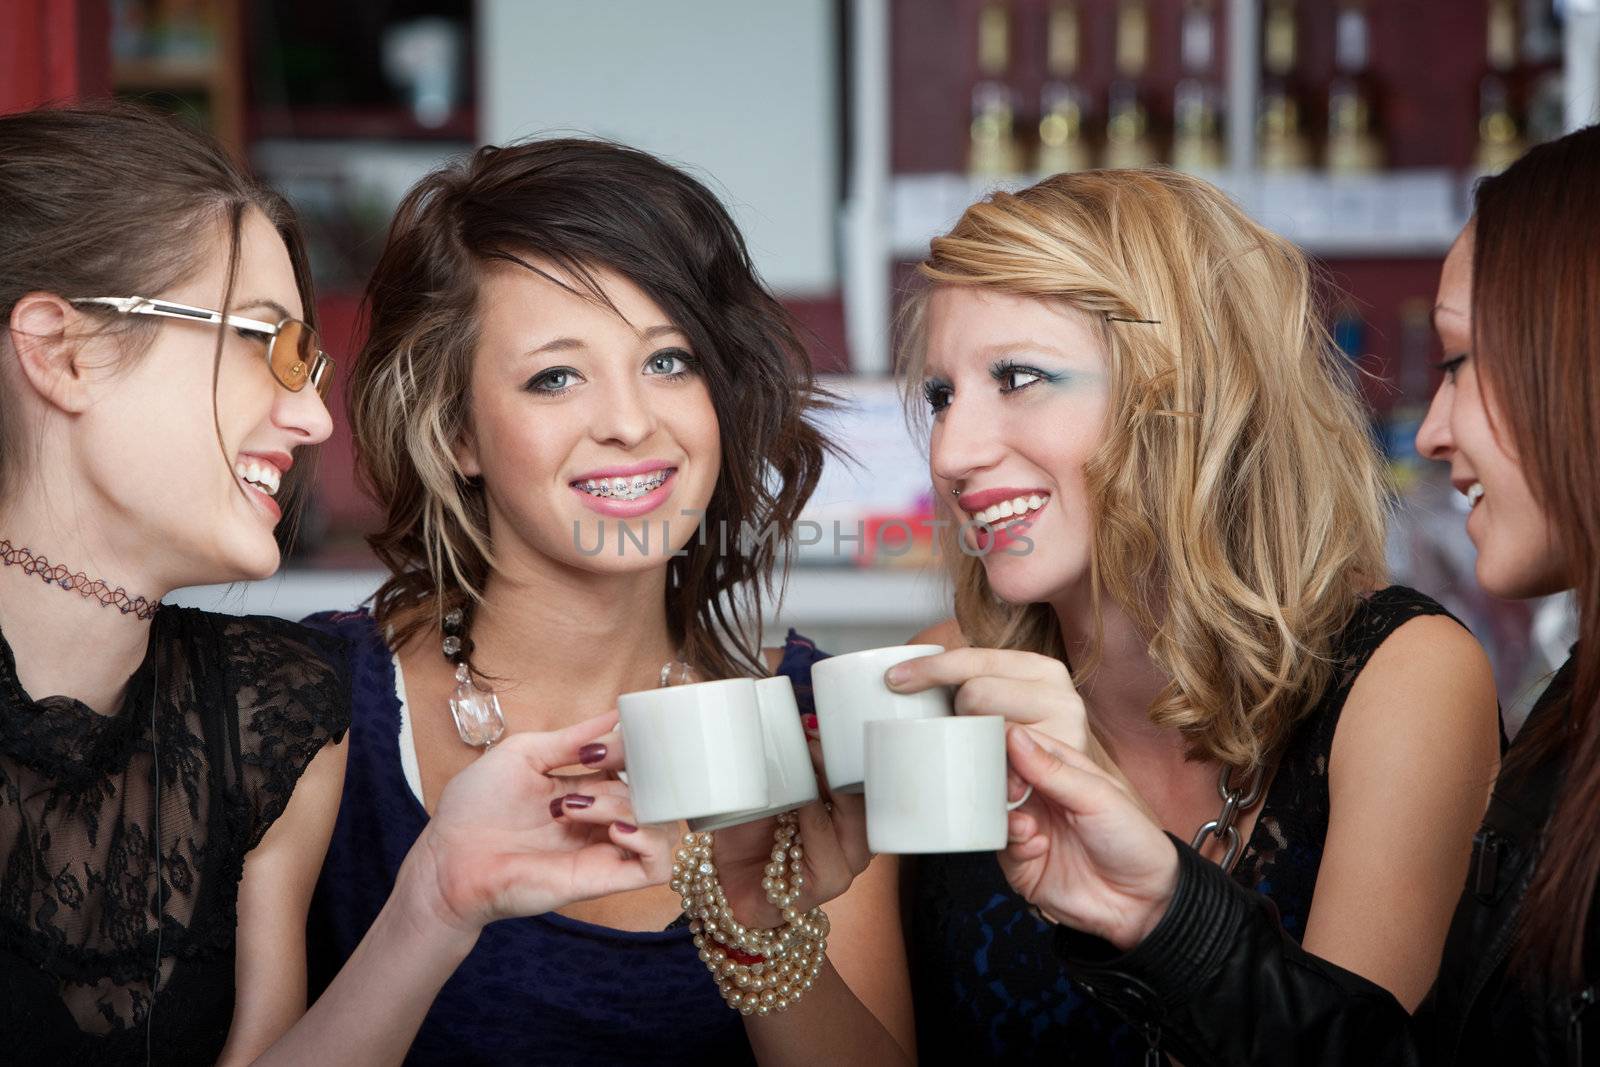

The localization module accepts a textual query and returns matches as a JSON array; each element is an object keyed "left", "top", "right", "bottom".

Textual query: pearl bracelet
[{"left": 670, "top": 810, "right": 829, "bottom": 1015}]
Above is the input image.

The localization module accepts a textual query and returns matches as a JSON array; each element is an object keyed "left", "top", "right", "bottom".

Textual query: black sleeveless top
[
  {"left": 907, "top": 586, "right": 1459, "bottom": 1064},
  {"left": 0, "top": 606, "right": 349, "bottom": 1065}
]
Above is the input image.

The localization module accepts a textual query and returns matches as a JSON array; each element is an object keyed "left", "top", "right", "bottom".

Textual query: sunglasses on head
[{"left": 69, "top": 296, "right": 334, "bottom": 398}]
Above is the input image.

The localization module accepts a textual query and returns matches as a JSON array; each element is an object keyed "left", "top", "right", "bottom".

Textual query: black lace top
[
  {"left": 907, "top": 585, "right": 1460, "bottom": 1064},
  {"left": 0, "top": 606, "right": 349, "bottom": 1065}
]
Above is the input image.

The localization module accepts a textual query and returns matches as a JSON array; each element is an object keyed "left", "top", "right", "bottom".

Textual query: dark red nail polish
[
  {"left": 562, "top": 794, "right": 594, "bottom": 809},
  {"left": 613, "top": 821, "right": 638, "bottom": 833},
  {"left": 578, "top": 743, "right": 608, "bottom": 764},
  {"left": 548, "top": 797, "right": 566, "bottom": 819}
]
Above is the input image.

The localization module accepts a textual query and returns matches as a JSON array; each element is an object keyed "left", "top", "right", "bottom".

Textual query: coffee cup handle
[
  {"left": 614, "top": 722, "right": 628, "bottom": 787},
  {"left": 1006, "top": 785, "right": 1033, "bottom": 811}
]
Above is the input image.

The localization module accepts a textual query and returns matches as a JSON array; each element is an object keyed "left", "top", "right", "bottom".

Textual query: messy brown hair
[{"left": 352, "top": 138, "right": 831, "bottom": 680}]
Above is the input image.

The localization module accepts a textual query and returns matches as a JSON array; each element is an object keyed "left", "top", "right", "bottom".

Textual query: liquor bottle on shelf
[
  {"left": 968, "top": 0, "right": 1023, "bottom": 177},
  {"left": 1172, "top": 0, "right": 1225, "bottom": 173},
  {"left": 1037, "top": 0, "right": 1094, "bottom": 175},
  {"left": 1258, "top": 0, "right": 1312, "bottom": 172},
  {"left": 1325, "top": 0, "right": 1383, "bottom": 174},
  {"left": 1522, "top": 0, "right": 1565, "bottom": 147},
  {"left": 1381, "top": 299, "right": 1436, "bottom": 490},
  {"left": 1476, "top": 0, "right": 1525, "bottom": 172},
  {"left": 1396, "top": 297, "right": 1435, "bottom": 409},
  {"left": 1104, "top": 0, "right": 1158, "bottom": 169}
]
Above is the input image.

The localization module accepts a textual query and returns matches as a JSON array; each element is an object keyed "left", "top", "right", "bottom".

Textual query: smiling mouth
[
  {"left": 235, "top": 459, "right": 281, "bottom": 497},
  {"left": 970, "top": 493, "right": 1049, "bottom": 529},
  {"left": 572, "top": 468, "right": 674, "bottom": 502}
]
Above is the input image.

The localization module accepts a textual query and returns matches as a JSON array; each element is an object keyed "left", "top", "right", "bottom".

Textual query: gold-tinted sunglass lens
[{"left": 270, "top": 319, "right": 315, "bottom": 391}]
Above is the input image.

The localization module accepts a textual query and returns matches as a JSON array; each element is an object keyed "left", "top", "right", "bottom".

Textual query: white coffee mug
[
  {"left": 617, "top": 677, "right": 768, "bottom": 825},
  {"left": 809, "top": 644, "right": 950, "bottom": 794},
  {"left": 688, "top": 676, "right": 821, "bottom": 831},
  {"left": 863, "top": 716, "right": 1030, "bottom": 854}
]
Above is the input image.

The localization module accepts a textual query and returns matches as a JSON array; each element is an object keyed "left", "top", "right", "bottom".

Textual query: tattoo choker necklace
[
  {"left": 0, "top": 539, "right": 158, "bottom": 620},
  {"left": 440, "top": 605, "right": 694, "bottom": 753}
]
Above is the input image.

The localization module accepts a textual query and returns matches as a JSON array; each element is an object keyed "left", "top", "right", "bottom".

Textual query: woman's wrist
[
  {"left": 388, "top": 830, "right": 485, "bottom": 962},
  {"left": 1119, "top": 847, "right": 1181, "bottom": 950}
]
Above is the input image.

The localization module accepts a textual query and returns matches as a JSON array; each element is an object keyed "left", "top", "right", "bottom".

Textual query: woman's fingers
[
  {"left": 884, "top": 647, "right": 1069, "bottom": 693},
  {"left": 493, "top": 828, "right": 673, "bottom": 916},
  {"left": 573, "top": 725, "right": 625, "bottom": 774},
  {"left": 1003, "top": 831, "right": 1050, "bottom": 864},
  {"left": 1007, "top": 808, "right": 1038, "bottom": 842},
  {"left": 1006, "top": 725, "right": 1120, "bottom": 812},
  {"left": 606, "top": 821, "right": 672, "bottom": 875},
  {"left": 504, "top": 711, "right": 622, "bottom": 775},
  {"left": 794, "top": 798, "right": 849, "bottom": 873},
  {"left": 548, "top": 790, "right": 642, "bottom": 830},
  {"left": 952, "top": 676, "right": 1088, "bottom": 747}
]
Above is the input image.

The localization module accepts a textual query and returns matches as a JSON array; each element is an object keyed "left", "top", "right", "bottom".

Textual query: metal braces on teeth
[{"left": 579, "top": 472, "right": 669, "bottom": 500}]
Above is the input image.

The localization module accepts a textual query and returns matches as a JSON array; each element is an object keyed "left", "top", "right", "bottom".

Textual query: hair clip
[{"left": 1105, "top": 315, "right": 1162, "bottom": 325}]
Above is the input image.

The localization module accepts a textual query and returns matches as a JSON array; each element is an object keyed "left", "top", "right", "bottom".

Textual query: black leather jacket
[{"left": 1055, "top": 655, "right": 1600, "bottom": 1066}]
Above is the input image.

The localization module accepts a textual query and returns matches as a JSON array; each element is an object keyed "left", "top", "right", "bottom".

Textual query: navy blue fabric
[{"left": 303, "top": 611, "right": 828, "bottom": 1066}]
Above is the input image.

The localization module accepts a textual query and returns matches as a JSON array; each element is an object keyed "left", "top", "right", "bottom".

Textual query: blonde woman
[{"left": 732, "top": 169, "right": 1501, "bottom": 1064}]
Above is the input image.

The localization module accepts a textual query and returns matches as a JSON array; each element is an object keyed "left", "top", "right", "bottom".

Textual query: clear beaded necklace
[
  {"left": 439, "top": 605, "right": 695, "bottom": 752},
  {"left": 441, "top": 607, "right": 504, "bottom": 750}
]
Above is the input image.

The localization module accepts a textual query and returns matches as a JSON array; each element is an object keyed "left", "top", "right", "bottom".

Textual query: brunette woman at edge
[
  {"left": 0, "top": 104, "right": 672, "bottom": 1066},
  {"left": 1000, "top": 124, "right": 1600, "bottom": 1065}
]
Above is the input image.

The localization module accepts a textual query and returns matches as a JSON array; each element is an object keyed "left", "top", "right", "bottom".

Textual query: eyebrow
[
  {"left": 1431, "top": 303, "right": 1467, "bottom": 331},
  {"left": 978, "top": 340, "right": 1073, "bottom": 361},
  {"left": 526, "top": 323, "right": 685, "bottom": 356},
  {"left": 236, "top": 298, "right": 294, "bottom": 322}
]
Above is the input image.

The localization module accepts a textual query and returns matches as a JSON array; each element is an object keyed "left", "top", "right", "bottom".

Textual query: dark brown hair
[
  {"left": 1474, "top": 124, "right": 1600, "bottom": 984},
  {"left": 0, "top": 102, "right": 318, "bottom": 518},
  {"left": 353, "top": 138, "right": 831, "bottom": 681}
]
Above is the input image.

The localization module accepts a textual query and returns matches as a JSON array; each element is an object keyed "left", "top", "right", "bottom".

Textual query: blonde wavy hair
[{"left": 901, "top": 168, "right": 1390, "bottom": 772}]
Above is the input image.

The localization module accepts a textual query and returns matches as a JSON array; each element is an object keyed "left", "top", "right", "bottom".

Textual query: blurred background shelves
[
  {"left": 5, "top": 0, "right": 1595, "bottom": 674},
  {"left": 166, "top": 563, "right": 952, "bottom": 654},
  {"left": 889, "top": 168, "right": 1469, "bottom": 259}
]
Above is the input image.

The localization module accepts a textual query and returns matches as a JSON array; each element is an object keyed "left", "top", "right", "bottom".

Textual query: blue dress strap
[{"left": 774, "top": 629, "right": 829, "bottom": 715}]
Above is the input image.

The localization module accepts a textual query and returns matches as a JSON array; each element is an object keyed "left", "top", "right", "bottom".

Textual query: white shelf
[
  {"left": 890, "top": 169, "right": 1468, "bottom": 262},
  {"left": 165, "top": 564, "right": 949, "bottom": 632}
]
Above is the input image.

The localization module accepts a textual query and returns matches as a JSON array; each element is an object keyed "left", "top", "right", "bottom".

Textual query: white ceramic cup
[
  {"left": 617, "top": 677, "right": 768, "bottom": 825},
  {"left": 810, "top": 644, "right": 950, "bottom": 794},
  {"left": 687, "top": 676, "right": 821, "bottom": 831},
  {"left": 863, "top": 716, "right": 1030, "bottom": 854}
]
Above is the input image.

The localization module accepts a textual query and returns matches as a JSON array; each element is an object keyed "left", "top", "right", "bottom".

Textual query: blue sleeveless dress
[{"left": 302, "top": 610, "right": 829, "bottom": 1066}]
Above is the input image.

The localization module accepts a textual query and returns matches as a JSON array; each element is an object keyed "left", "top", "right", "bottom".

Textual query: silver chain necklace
[{"left": 1190, "top": 763, "right": 1266, "bottom": 872}]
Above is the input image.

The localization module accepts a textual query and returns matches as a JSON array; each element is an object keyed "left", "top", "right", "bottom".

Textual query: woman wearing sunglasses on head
[
  {"left": 998, "top": 125, "right": 1600, "bottom": 1065},
  {"left": 700, "top": 166, "right": 1501, "bottom": 1066},
  {"left": 0, "top": 104, "right": 674, "bottom": 1066},
  {"left": 300, "top": 138, "right": 915, "bottom": 1065}
]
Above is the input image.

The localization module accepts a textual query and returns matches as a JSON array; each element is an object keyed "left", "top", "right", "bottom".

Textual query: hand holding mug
[
  {"left": 711, "top": 795, "right": 872, "bottom": 928},
  {"left": 405, "top": 711, "right": 673, "bottom": 937},
  {"left": 710, "top": 709, "right": 871, "bottom": 928},
  {"left": 999, "top": 726, "right": 1178, "bottom": 952},
  {"left": 884, "top": 647, "right": 1091, "bottom": 752}
]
